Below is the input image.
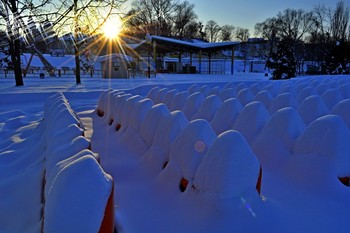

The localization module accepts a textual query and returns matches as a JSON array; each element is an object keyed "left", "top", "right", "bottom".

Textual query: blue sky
[{"left": 189, "top": 0, "right": 342, "bottom": 34}]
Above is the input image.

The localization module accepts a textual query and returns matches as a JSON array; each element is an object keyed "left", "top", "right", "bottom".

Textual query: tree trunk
[
  {"left": 74, "top": 0, "right": 81, "bottom": 84},
  {"left": 10, "top": 0, "right": 23, "bottom": 86},
  {"left": 74, "top": 45, "right": 81, "bottom": 84},
  {"left": 13, "top": 39, "right": 24, "bottom": 86},
  {"left": 9, "top": 40, "right": 24, "bottom": 86}
]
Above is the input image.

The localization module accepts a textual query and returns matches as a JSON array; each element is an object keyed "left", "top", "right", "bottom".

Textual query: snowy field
[{"left": 1, "top": 73, "right": 350, "bottom": 233}]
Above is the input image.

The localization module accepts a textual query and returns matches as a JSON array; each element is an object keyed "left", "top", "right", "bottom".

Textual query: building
[
  {"left": 130, "top": 35, "right": 239, "bottom": 77},
  {"left": 97, "top": 53, "right": 133, "bottom": 79}
]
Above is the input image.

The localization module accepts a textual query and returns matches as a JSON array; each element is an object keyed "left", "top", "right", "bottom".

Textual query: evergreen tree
[
  {"left": 267, "top": 38, "right": 297, "bottom": 79},
  {"left": 323, "top": 41, "right": 350, "bottom": 74}
]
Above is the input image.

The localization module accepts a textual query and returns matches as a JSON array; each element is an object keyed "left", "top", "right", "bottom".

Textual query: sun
[{"left": 102, "top": 17, "right": 123, "bottom": 39}]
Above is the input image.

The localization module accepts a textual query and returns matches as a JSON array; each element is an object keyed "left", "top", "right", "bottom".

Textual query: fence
[{"left": 0, "top": 69, "right": 104, "bottom": 78}]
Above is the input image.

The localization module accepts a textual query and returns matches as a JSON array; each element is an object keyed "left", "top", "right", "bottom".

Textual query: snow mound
[
  {"left": 154, "top": 87, "right": 169, "bottom": 104},
  {"left": 278, "top": 83, "right": 296, "bottom": 95},
  {"left": 163, "top": 89, "right": 178, "bottom": 106},
  {"left": 298, "top": 95, "right": 329, "bottom": 125},
  {"left": 144, "top": 110, "right": 189, "bottom": 171},
  {"left": 139, "top": 103, "right": 170, "bottom": 148},
  {"left": 208, "top": 86, "right": 222, "bottom": 96},
  {"left": 110, "top": 93, "right": 133, "bottom": 124},
  {"left": 338, "top": 83, "right": 350, "bottom": 98},
  {"left": 88, "top": 76, "right": 350, "bottom": 233},
  {"left": 199, "top": 85, "right": 211, "bottom": 96},
  {"left": 321, "top": 88, "right": 344, "bottom": 110},
  {"left": 182, "top": 92, "right": 205, "bottom": 119},
  {"left": 193, "top": 130, "right": 260, "bottom": 199},
  {"left": 253, "top": 107, "right": 305, "bottom": 166},
  {"left": 296, "top": 86, "right": 317, "bottom": 104},
  {"left": 219, "top": 87, "right": 237, "bottom": 101},
  {"left": 118, "top": 95, "right": 142, "bottom": 134},
  {"left": 1, "top": 91, "right": 114, "bottom": 233},
  {"left": 44, "top": 155, "right": 113, "bottom": 233},
  {"left": 96, "top": 89, "right": 121, "bottom": 117},
  {"left": 262, "top": 83, "right": 280, "bottom": 96},
  {"left": 170, "top": 91, "right": 190, "bottom": 111},
  {"left": 188, "top": 84, "right": 200, "bottom": 94},
  {"left": 168, "top": 119, "right": 217, "bottom": 186},
  {"left": 146, "top": 86, "right": 161, "bottom": 100},
  {"left": 315, "top": 83, "right": 328, "bottom": 95},
  {"left": 294, "top": 114, "right": 350, "bottom": 177},
  {"left": 253, "top": 90, "right": 273, "bottom": 109},
  {"left": 210, "top": 98, "right": 242, "bottom": 135},
  {"left": 153, "top": 110, "right": 189, "bottom": 155},
  {"left": 331, "top": 99, "right": 350, "bottom": 128},
  {"left": 191, "top": 94, "right": 223, "bottom": 121},
  {"left": 128, "top": 98, "right": 154, "bottom": 132},
  {"left": 269, "top": 92, "right": 298, "bottom": 114},
  {"left": 236, "top": 88, "right": 254, "bottom": 106},
  {"left": 233, "top": 101, "right": 270, "bottom": 143}
]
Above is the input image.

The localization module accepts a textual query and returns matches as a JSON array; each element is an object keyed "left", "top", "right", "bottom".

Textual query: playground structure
[
  {"left": 24, "top": 46, "right": 56, "bottom": 77},
  {"left": 16, "top": 15, "right": 57, "bottom": 77}
]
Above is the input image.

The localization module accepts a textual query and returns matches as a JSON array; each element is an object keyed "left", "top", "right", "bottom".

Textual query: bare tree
[
  {"left": 235, "top": 27, "right": 250, "bottom": 42},
  {"left": 276, "top": 9, "right": 315, "bottom": 43},
  {"left": 0, "top": 0, "right": 21, "bottom": 86},
  {"left": 255, "top": 17, "right": 279, "bottom": 68},
  {"left": 205, "top": 20, "right": 221, "bottom": 42},
  {"left": 255, "top": 9, "right": 315, "bottom": 77},
  {"left": 172, "top": 1, "right": 197, "bottom": 38},
  {"left": 220, "top": 24, "right": 235, "bottom": 41},
  {"left": 0, "top": 0, "right": 58, "bottom": 86},
  {"left": 53, "top": 0, "right": 125, "bottom": 84},
  {"left": 311, "top": 4, "right": 332, "bottom": 44},
  {"left": 125, "top": 0, "right": 177, "bottom": 38},
  {"left": 183, "top": 21, "right": 200, "bottom": 39},
  {"left": 331, "top": 1, "right": 349, "bottom": 42},
  {"left": 0, "top": 0, "right": 52, "bottom": 86}
]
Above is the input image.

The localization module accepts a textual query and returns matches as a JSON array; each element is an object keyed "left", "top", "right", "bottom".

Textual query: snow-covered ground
[{"left": 1, "top": 73, "right": 350, "bottom": 233}]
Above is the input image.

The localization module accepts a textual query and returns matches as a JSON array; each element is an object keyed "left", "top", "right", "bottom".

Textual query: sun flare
[{"left": 102, "top": 17, "right": 123, "bottom": 39}]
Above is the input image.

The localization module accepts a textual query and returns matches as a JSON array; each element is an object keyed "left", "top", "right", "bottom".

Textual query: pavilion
[{"left": 130, "top": 35, "right": 239, "bottom": 77}]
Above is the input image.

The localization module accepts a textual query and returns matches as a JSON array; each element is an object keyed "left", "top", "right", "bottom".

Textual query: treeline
[
  {"left": 256, "top": 1, "right": 350, "bottom": 78},
  {"left": 122, "top": 0, "right": 250, "bottom": 42},
  {"left": 123, "top": 0, "right": 350, "bottom": 78}
]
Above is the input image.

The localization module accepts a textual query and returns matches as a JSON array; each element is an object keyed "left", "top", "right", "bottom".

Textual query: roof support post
[
  {"left": 147, "top": 51, "right": 151, "bottom": 79},
  {"left": 190, "top": 53, "right": 193, "bottom": 66},
  {"left": 231, "top": 46, "right": 235, "bottom": 75},
  {"left": 199, "top": 50, "right": 202, "bottom": 74},
  {"left": 153, "top": 41, "right": 157, "bottom": 77},
  {"left": 208, "top": 53, "right": 212, "bottom": 74}
]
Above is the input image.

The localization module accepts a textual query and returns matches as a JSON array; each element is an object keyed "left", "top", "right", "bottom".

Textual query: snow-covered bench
[
  {"left": 95, "top": 89, "right": 264, "bottom": 198},
  {"left": 94, "top": 77, "right": 350, "bottom": 232},
  {"left": 43, "top": 92, "right": 114, "bottom": 233}
]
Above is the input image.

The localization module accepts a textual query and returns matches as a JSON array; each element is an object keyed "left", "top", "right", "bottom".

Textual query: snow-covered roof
[
  {"left": 134, "top": 35, "right": 239, "bottom": 53},
  {"left": 95, "top": 53, "right": 133, "bottom": 63},
  {"left": 20, "top": 53, "right": 132, "bottom": 70},
  {"left": 21, "top": 53, "right": 77, "bottom": 69}
]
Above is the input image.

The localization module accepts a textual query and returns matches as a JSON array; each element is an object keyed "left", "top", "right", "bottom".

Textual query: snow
[
  {"left": 2, "top": 73, "right": 350, "bottom": 233},
  {"left": 294, "top": 115, "right": 350, "bottom": 178},
  {"left": 44, "top": 155, "right": 112, "bottom": 233},
  {"left": 193, "top": 130, "right": 260, "bottom": 199},
  {"left": 138, "top": 35, "right": 238, "bottom": 50},
  {"left": 210, "top": 97, "right": 242, "bottom": 135},
  {"left": 298, "top": 95, "right": 329, "bottom": 125},
  {"left": 191, "top": 94, "right": 223, "bottom": 121},
  {"left": 1, "top": 88, "right": 112, "bottom": 233}
]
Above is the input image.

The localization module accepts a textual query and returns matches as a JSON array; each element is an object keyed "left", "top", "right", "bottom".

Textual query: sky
[{"left": 184, "top": 0, "right": 342, "bottom": 35}]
